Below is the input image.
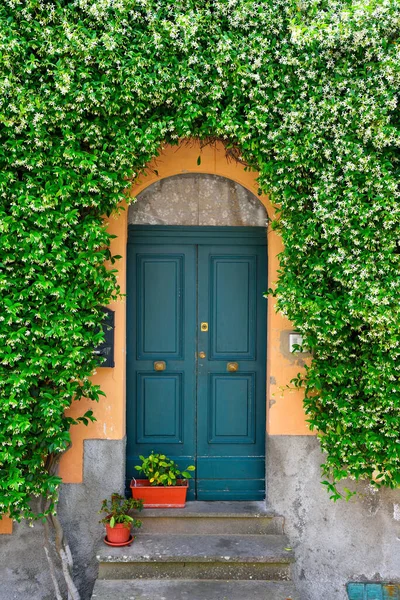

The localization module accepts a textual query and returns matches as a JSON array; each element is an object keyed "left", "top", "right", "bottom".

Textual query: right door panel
[{"left": 196, "top": 245, "right": 267, "bottom": 500}]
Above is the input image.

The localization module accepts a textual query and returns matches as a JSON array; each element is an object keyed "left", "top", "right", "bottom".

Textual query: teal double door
[{"left": 126, "top": 226, "right": 267, "bottom": 500}]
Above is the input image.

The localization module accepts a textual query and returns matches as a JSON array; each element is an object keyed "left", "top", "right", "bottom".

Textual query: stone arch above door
[{"left": 128, "top": 174, "right": 269, "bottom": 227}]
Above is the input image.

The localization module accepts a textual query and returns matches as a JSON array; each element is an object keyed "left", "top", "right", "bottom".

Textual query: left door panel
[{"left": 126, "top": 244, "right": 197, "bottom": 499}]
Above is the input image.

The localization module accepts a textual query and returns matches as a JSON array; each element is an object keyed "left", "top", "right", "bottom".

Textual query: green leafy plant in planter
[
  {"left": 135, "top": 452, "right": 195, "bottom": 486},
  {"left": 99, "top": 493, "right": 143, "bottom": 545},
  {"left": 131, "top": 452, "right": 196, "bottom": 507}
]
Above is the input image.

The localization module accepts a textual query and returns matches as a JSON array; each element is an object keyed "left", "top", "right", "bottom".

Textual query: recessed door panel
[
  {"left": 136, "top": 373, "right": 183, "bottom": 443},
  {"left": 210, "top": 257, "right": 256, "bottom": 359},
  {"left": 208, "top": 374, "right": 255, "bottom": 443},
  {"left": 137, "top": 255, "right": 184, "bottom": 358}
]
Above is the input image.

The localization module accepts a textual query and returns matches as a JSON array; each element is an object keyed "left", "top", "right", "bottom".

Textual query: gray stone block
[
  {"left": 97, "top": 532, "right": 294, "bottom": 581},
  {"left": 92, "top": 579, "right": 300, "bottom": 600},
  {"left": 139, "top": 501, "right": 284, "bottom": 534}
]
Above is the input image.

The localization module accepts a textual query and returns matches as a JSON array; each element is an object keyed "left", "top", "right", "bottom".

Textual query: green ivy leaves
[{"left": 0, "top": 0, "right": 399, "bottom": 519}]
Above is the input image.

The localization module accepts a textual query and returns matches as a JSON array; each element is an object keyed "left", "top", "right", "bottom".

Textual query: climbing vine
[{"left": 0, "top": 0, "right": 399, "bottom": 520}]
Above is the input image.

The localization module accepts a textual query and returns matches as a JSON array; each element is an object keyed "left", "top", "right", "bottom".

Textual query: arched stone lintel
[{"left": 128, "top": 141, "right": 275, "bottom": 222}]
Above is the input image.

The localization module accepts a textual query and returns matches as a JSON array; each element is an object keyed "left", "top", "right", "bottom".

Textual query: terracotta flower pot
[
  {"left": 105, "top": 521, "right": 131, "bottom": 544},
  {"left": 130, "top": 479, "right": 189, "bottom": 508}
]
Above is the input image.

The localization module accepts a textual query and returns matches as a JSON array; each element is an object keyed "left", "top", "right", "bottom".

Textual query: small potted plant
[
  {"left": 131, "top": 452, "right": 195, "bottom": 508},
  {"left": 99, "top": 493, "right": 143, "bottom": 546}
]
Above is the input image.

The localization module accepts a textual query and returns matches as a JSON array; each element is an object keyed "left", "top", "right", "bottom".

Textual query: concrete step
[
  {"left": 97, "top": 533, "right": 294, "bottom": 581},
  {"left": 139, "top": 501, "right": 284, "bottom": 535},
  {"left": 92, "top": 579, "right": 300, "bottom": 600}
]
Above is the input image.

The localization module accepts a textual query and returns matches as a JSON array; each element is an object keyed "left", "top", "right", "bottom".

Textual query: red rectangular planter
[{"left": 130, "top": 479, "right": 189, "bottom": 508}]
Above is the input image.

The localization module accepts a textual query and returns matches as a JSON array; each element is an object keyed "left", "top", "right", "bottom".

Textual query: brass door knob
[
  {"left": 154, "top": 361, "right": 166, "bottom": 371},
  {"left": 227, "top": 362, "right": 239, "bottom": 372},
  {"left": 199, "top": 351, "right": 206, "bottom": 359}
]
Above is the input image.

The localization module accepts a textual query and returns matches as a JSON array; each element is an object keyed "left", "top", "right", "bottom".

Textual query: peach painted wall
[
  {"left": 59, "top": 140, "right": 312, "bottom": 485},
  {"left": 0, "top": 516, "right": 13, "bottom": 534}
]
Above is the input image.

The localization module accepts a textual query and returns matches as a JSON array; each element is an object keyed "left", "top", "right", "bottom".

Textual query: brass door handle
[
  {"left": 154, "top": 361, "right": 166, "bottom": 371},
  {"left": 199, "top": 351, "right": 206, "bottom": 359},
  {"left": 227, "top": 362, "right": 239, "bottom": 372}
]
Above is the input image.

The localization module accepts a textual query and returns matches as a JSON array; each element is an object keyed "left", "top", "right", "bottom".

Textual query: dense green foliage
[{"left": 0, "top": 0, "right": 399, "bottom": 519}]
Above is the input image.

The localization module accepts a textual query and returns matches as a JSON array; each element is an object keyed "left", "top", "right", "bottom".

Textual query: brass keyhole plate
[{"left": 200, "top": 322, "right": 208, "bottom": 332}]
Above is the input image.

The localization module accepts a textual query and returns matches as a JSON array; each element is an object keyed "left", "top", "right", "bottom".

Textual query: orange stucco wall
[
  {"left": 59, "top": 140, "right": 312, "bottom": 485},
  {"left": 0, "top": 516, "right": 13, "bottom": 534}
]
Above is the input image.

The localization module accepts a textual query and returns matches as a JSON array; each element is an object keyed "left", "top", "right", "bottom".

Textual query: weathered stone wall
[
  {"left": 267, "top": 435, "right": 400, "bottom": 600},
  {"left": 0, "top": 439, "right": 125, "bottom": 600}
]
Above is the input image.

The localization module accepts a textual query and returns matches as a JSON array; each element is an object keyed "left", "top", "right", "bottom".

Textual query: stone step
[
  {"left": 97, "top": 533, "right": 294, "bottom": 581},
  {"left": 92, "top": 579, "right": 300, "bottom": 600},
  {"left": 138, "top": 501, "right": 284, "bottom": 535}
]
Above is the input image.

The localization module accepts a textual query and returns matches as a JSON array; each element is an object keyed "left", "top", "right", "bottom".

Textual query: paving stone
[
  {"left": 97, "top": 533, "right": 294, "bottom": 563},
  {"left": 139, "top": 501, "right": 284, "bottom": 535},
  {"left": 92, "top": 578, "right": 300, "bottom": 600},
  {"left": 97, "top": 533, "right": 294, "bottom": 581},
  {"left": 138, "top": 501, "right": 275, "bottom": 518}
]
